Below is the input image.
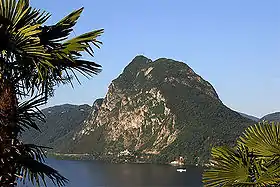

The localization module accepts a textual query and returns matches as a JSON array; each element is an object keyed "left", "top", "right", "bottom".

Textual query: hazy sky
[{"left": 32, "top": 0, "right": 280, "bottom": 118}]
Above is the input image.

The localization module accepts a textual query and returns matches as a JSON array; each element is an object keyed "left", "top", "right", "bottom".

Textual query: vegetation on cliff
[
  {"left": 239, "top": 112, "right": 259, "bottom": 122},
  {"left": 260, "top": 112, "right": 280, "bottom": 122},
  {"left": 21, "top": 104, "right": 92, "bottom": 151},
  {"left": 68, "top": 55, "right": 255, "bottom": 165}
]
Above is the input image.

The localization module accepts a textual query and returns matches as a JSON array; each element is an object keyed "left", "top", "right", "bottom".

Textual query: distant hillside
[
  {"left": 21, "top": 104, "right": 92, "bottom": 152},
  {"left": 66, "top": 55, "right": 255, "bottom": 165},
  {"left": 238, "top": 112, "right": 259, "bottom": 122},
  {"left": 260, "top": 112, "right": 280, "bottom": 122}
]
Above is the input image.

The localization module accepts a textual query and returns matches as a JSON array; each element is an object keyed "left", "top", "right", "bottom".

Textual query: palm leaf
[
  {"left": 0, "top": 0, "right": 48, "bottom": 30},
  {"left": 203, "top": 146, "right": 251, "bottom": 187},
  {"left": 17, "top": 95, "right": 46, "bottom": 132},
  {"left": 16, "top": 144, "right": 68, "bottom": 187},
  {"left": 0, "top": 1, "right": 104, "bottom": 186},
  {"left": 63, "top": 28, "right": 104, "bottom": 57},
  {"left": 203, "top": 145, "right": 280, "bottom": 187},
  {"left": 238, "top": 121, "right": 280, "bottom": 158},
  {"left": 0, "top": 1, "right": 103, "bottom": 98},
  {"left": 16, "top": 9, "right": 103, "bottom": 99},
  {"left": 39, "top": 7, "right": 84, "bottom": 46}
]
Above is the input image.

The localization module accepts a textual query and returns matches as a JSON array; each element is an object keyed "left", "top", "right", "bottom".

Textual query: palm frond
[
  {"left": 17, "top": 94, "right": 46, "bottom": 132},
  {"left": 0, "top": 1, "right": 105, "bottom": 187},
  {"left": 0, "top": 0, "right": 48, "bottom": 30},
  {"left": 238, "top": 121, "right": 280, "bottom": 158},
  {"left": 12, "top": 3, "right": 47, "bottom": 30},
  {"left": 203, "top": 145, "right": 280, "bottom": 187},
  {"left": 13, "top": 10, "right": 103, "bottom": 99},
  {"left": 63, "top": 28, "right": 104, "bottom": 57},
  {"left": 203, "top": 146, "right": 251, "bottom": 187},
  {"left": 39, "top": 8, "right": 84, "bottom": 48},
  {"left": 16, "top": 143, "right": 68, "bottom": 187},
  {"left": 0, "top": 0, "right": 103, "bottom": 98}
]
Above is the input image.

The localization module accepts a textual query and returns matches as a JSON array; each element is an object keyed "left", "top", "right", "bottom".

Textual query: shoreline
[{"left": 46, "top": 152, "right": 205, "bottom": 168}]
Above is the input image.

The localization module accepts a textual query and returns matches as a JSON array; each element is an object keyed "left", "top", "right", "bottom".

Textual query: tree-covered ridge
[
  {"left": 21, "top": 104, "right": 92, "bottom": 151},
  {"left": 239, "top": 112, "right": 259, "bottom": 122},
  {"left": 114, "top": 55, "right": 219, "bottom": 101},
  {"left": 260, "top": 112, "right": 280, "bottom": 122}
]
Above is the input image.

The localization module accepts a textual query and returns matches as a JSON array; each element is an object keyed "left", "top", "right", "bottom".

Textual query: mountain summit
[{"left": 66, "top": 56, "right": 254, "bottom": 164}]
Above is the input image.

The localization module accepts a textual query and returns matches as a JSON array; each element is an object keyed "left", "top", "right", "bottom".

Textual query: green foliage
[
  {"left": 151, "top": 101, "right": 165, "bottom": 114},
  {"left": 203, "top": 121, "right": 280, "bottom": 187},
  {"left": 68, "top": 56, "right": 254, "bottom": 165},
  {"left": 239, "top": 113, "right": 259, "bottom": 122},
  {"left": 46, "top": 153, "right": 94, "bottom": 161},
  {"left": 0, "top": 0, "right": 103, "bottom": 101},
  {"left": 17, "top": 144, "right": 68, "bottom": 187},
  {"left": 21, "top": 104, "right": 92, "bottom": 152},
  {"left": 113, "top": 136, "right": 125, "bottom": 151},
  {"left": 239, "top": 121, "right": 280, "bottom": 158},
  {"left": 260, "top": 112, "right": 280, "bottom": 122},
  {"left": 0, "top": 0, "right": 103, "bottom": 186}
]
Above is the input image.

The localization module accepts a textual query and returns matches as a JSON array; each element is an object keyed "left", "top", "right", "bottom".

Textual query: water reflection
[{"left": 18, "top": 159, "right": 203, "bottom": 187}]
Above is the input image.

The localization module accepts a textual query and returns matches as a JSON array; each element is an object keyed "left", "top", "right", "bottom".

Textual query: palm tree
[
  {"left": 203, "top": 121, "right": 280, "bottom": 186},
  {"left": 0, "top": 0, "right": 104, "bottom": 186}
]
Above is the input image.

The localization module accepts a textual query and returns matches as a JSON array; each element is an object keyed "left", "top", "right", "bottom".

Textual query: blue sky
[{"left": 32, "top": 0, "right": 279, "bottom": 118}]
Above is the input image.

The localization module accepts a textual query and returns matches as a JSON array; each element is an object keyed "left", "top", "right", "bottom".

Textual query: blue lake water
[{"left": 18, "top": 159, "right": 203, "bottom": 187}]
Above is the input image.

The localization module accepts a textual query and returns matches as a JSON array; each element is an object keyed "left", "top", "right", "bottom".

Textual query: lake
[{"left": 18, "top": 159, "right": 203, "bottom": 187}]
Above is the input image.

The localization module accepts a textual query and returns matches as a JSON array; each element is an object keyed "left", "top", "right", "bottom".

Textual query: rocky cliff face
[
  {"left": 73, "top": 98, "right": 103, "bottom": 141},
  {"left": 69, "top": 55, "right": 254, "bottom": 165}
]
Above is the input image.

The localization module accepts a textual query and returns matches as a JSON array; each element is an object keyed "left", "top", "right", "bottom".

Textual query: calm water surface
[{"left": 18, "top": 159, "right": 203, "bottom": 187}]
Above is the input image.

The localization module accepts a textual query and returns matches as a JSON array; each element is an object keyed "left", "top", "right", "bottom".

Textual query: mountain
[
  {"left": 59, "top": 98, "right": 104, "bottom": 153},
  {"left": 260, "top": 112, "right": 280, "bottom": 122},
  {"left": 66, "top": 55, "right": 254, "bottom": 165},
  {"left": 21, "top": 104, "right": 92, "bottom": 152},
  {"left": 238, "top": 112, "right": 259, "bottom": 122}
]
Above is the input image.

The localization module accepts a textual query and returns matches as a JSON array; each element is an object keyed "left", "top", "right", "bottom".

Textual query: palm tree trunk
[{"left": 0, "top": 78, "right": 19, "bottom": 186}]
